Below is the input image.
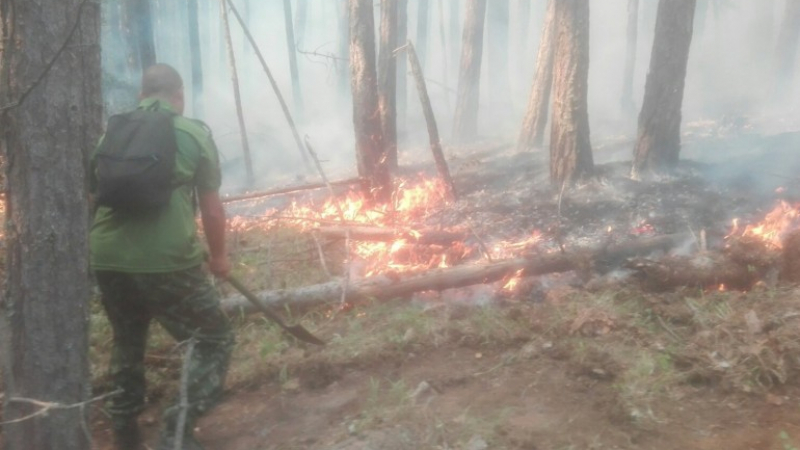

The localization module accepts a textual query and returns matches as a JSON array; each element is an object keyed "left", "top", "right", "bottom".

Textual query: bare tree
[
  {"left": 517, "top": 0, "right": 555, "bottom": 152},
  {"left": 350, "top": 0, "right": 391, "bottom": 202},
  {"left": 452, "top": 0, "right": 487, "bottom": 143},
  {"left": 121, "top": 0, "right": 156, "bottom": 72},
  {"left": 283, "top": 0, "right": 304, "bottom": 117},
  {"left": 0, "top": 0, "right": 101, "bottom": 448},
  {"left": 773, "top": 0, "right": 800, "bottom": 100},
  {"left": 631, "top": 0, "right": 696, "bottom": 180},
  {"left": 188, "top": 0, "right": 204, "bottom": 118},
  {"left": 379, "top": 0, "right": 399, "bottom": 170},
  {"left": 550, "top": 0, "right": 593, "bottom": 187},
  {"left": 621, "top": 0, "right": 639, "bottom": 117}
]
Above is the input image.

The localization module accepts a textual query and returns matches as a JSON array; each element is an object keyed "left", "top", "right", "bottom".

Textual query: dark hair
[{"left": 140, "top": 64, "right": 183, "bottom": 97}]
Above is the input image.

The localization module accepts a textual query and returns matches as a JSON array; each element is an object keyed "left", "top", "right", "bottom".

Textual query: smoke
[{"left": 100, "top": 0, "right": 800, "bottom": 194}]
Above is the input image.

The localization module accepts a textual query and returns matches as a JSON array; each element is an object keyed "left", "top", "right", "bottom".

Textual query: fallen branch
[
  {"left": 222, "top": 233, "right": 691, "bottom": 314},
  {"left": 222, "top": 177, "right": 362, "bottom": 204},
  {"left": 316, "top": 225, "right": 465, "bottom": 245}
]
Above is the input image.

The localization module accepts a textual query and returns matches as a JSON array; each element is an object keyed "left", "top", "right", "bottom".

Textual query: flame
[
  {"left": 502, "top": 269, "right": 525, "bottom": 292},
  {"left": 730, "top": 201, "right": 800, "bottom": 249}
]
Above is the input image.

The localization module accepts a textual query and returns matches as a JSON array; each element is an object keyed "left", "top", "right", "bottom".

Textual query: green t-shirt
[{"left": 89, "top": 98, "right": 222, "bottom": 273}]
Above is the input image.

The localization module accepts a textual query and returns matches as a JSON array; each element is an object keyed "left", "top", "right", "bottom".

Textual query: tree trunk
[
  {"left": 188, "top": 0, "right": 204, "bottom": 118},
  {"left": 283, "top": 0, "right": 305, "bottom": 118},
  {"left": 0, "top": 0, "right": 101, "bottom": 448},
  {"left": 379, "top": 0, "right": 399, "bottom": 171},
  {"left": 517, "top": 0, "right": 555, "bottom": 152},
  {"left": 220, "top": 0, "right": 254, "bottom": 185},
  {"left": 295, "top": 0, "right": 309, "bottom": 49},
  {"left": 350, "top": 0, "right": 391, "bottom": 202},
  {"left": 121, "top": 0, "right": 156, "bottom": 73},
  {"left": 549, "top": 0, "right": 593, "bottom": 187},
  {"left": 487, "top": 0, "right": 511, "bottom": 107},
  {"left": 631, "top": 0, "right": 696, "bottom": 181},
  {"left": 449, "top": 0, "right": 461, "bottom": 73},
  {"left": 397, "top": 0, "right": 409, "bottom": 140},
  {"left": 773, "top": 0, "right": 800, "bottom": 100},
  {"left": 416, "top": 0, "right": 430, "bottom": 69},
  {"left": 621, "top": 0, "right": 639, "bottom": 117},
  {"left": 452, "top": 0, "right": 487, "bottom": 143}
]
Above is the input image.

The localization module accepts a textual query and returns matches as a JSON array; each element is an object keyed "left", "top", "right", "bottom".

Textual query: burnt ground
[{"left": 89, "top": 128, "right": 800, "bottom": 450}]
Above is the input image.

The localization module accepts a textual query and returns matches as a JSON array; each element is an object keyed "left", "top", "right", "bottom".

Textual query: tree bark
[
  {"left": 283, "top": 0, "right": 305, "bottom": 118},
  {"left": 416, "top": 0, "right": 430, "bottom": 69},
  {"left": 452, "top": 0, "right": 488, "bottom": 143},
  {"left": 121, "top": 0, "right": 156, "bottom": 73},
  {"left": 379, "top": 0, "right": 399, "bottom": 171},
  {"left": 221, "top": 233, "right": 691, "bottom": 313},
  {"left": 220, "top": 0, "right": 254, "bottom": 185},
  {"left": 188, "top": 0, "right": 204, "bottom": 118},
  {"left": 773, "top": 0, "right": 800, "bottom": 99},
  {"left": 631, "top": 0, "right": 696, "bottom": 181},
  {"left": 350, "top": 0, "right": 391, "bottom": 202},
  {"left": 408, "top": 42, "right": 457, "bottom": 200},
  {"left": 0, "top": 0, "right": 101, "bottom": 448},
  {"left": 621, "top": 0, "right": 639, "bottom": 117},
  {"left": 549, "top": 0, "right": 593, "bottom": 187},
  {"left": 517, "top": 0, "right": 555, "bottom": 152}
]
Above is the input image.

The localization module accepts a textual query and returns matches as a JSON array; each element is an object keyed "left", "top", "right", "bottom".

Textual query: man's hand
[{"left": 207, "top": 255, "right": 231, "bottom": 279}]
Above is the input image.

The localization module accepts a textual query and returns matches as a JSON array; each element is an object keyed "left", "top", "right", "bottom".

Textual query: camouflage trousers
[{"left": 95, "top": 266, "right": 234, "bottom": 433}]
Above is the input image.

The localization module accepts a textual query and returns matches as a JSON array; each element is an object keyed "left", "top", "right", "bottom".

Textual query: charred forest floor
[{"left": 82, "top": 125, "right": 800, "bottom": 450}]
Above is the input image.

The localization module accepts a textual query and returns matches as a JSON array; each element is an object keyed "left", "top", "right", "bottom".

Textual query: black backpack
[{"left": 94, "top": 103, "right": 178, "bottom": 212}]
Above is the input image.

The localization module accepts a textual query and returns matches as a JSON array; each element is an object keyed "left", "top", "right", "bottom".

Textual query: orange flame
[{"left": 730, "top": 201, "right": 800, "bottom": 249}]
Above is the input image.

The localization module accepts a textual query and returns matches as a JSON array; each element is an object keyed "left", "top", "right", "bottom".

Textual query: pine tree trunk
[
  {"left": 517, "top": 0, "right": 555, "bottom": 152},
  {"left": 220, "top": 0, "right": 254, "bottom": 185},
  {"left": 452, "top": 0, "right": 487, "bottom": 143},
  {"left": 487, "top": 0, "right": 511, "bottom": 107},
  {"left": 416, "top": 0, "right": 430, "bottom": 69},
  {"left": 621, "top": 0, "right": 639, "bottom": 117},
  {"left": 549, "top": 0, "right": 593, "bottom": 187},
  {"left": 283, "top": 0, "right": 304, "bottom": 118},
  {"left": 397, "top": 0, "right": 408, "bottom": 139},
  {"left": 379, "top": 0, "right": 399, "bottom": 170},
  {"left": 631, "top": 0, "right": 696, "bottom": 180},
  {"left": 350, "top": 0, "right": 391, "bottom": 202},
  {"left": 121, "top": 0, "right": 156, "bottom": 72},
  {"left": 0, "top": 1, "right": 100, "bottom": 448},
  {"left": 188, "top": 0, "right": 204, "bottom": 118},
  {"left": 773, "top": 0, "right": 800, "bottom": 99}
]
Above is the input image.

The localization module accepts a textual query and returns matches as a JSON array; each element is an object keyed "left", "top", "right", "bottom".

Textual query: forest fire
[{"left": 728, "top": 201, "right": 800, "bottom": 249}]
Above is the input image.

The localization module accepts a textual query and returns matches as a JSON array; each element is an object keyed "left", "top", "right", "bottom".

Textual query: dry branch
[
  {"left": 222, "top": 233, "right": 690, "bottom": 315},
  {"left": 221, "top": 177, "right": 362, "bottom": 204},
  {"left": 317, "top": 225, "right": 465, "bottom": 245}
]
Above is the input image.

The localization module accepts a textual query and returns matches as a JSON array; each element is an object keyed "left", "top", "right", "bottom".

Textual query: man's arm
[{"left": 198, "top": 190, "right": 230, "bottom": 278}]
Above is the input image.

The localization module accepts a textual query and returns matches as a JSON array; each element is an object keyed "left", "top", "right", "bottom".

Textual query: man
[{"left": 90, "top": 64, "right": 234, "bottom": 450}]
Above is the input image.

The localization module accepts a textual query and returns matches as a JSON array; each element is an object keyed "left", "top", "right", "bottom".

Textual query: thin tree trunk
[
  {"left": 283, "top": 0, "right": 305, "bottom": 118},
  {"left": 631, "top": 0, "right": 696, "bottom": 180},
  {"left": 379, "top": 0, "right": 399, "bottom": 171},
  {"left": 417, "top": 0, "right": 430, "bottom": 69},
  {"left": 350, "top": 0, "right": 391, "bottom": 202},
  {"left": 517, "top": 0, "right": 555, "bottom": 152},
  {"left": 408, "top": 42, "right": 457, "bottom": 200},
  {"left": 487, "top": 0, "right": 511, "bottom": 107},
  {"left": 295, "top": 0, "right": 309, "bottom": 48},
  {"left": 452, "top": 0, "right": 488, "bottom": 143},
  {"left": 220, "top": 0, "right": 254, "bottom": 185},
  {"left": 621, "top": 0, "right": 639, "bottom": 117},
  {"left": 549, "top": 0, "right": 593, "bottom": 187},
  {"left": 773, "top": 0, "right": 800, "bottom": 99},
  {"left": 188, "top": 0, "right": 204, "bottom": 118},
  {"left": 397, "top": 0, "right": 409, "bottom": 140},
  {"left": 0, "top": 0, "right": 100, "bottom": 448},
  {"left": 121, "top": 0, "right": 157, "bottom": 73}
]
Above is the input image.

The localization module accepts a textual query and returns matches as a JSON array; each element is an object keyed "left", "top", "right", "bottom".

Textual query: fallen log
[
  {"left": 222, "top": 177, "right": 363, "bottom": 204},
  {"left": 221, "top": 233, "right": 691, "bottom": 315},
  {"left": 626, "top": 255, "right": 764, "bottom": 292},
  {"left": 316, "top": 226, "right": 466, "bottom": 245}
]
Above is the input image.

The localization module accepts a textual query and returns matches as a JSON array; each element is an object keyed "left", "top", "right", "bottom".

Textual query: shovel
[{"left": 227, "top": 275, "right": 326, "bottom": 346}]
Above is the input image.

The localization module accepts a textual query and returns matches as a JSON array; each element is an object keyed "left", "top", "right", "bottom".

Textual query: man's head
[{"left": 140, "top": 64, "right": 185, "bottom": 114}]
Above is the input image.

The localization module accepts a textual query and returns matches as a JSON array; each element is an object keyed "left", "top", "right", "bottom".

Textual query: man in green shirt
[{"left": 91, "top": 64, "right": 233, "bottom": 450}]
